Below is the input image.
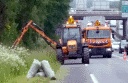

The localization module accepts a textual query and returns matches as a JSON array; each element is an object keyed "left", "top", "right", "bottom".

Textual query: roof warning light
[{"left": 94, "top": 20, "right": 101, "bottom": 26}]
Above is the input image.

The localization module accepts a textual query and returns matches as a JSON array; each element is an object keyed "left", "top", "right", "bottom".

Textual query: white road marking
[
  {"left": 90, "top": 74, "right": 99, "bottom": 83},
  {"left": 85, "top": 64, "right": 88, "bottom": 66}
]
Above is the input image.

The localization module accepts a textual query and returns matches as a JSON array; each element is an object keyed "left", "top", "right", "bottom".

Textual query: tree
[
  {"left": 44, "top": 0, "right": 70, "bottom": 38},
  {"left": 0, "top": 1, "right": 6, "bottom": 35},
  {"left": 0, "top": 0, "right": 70, "bottom": 49}
]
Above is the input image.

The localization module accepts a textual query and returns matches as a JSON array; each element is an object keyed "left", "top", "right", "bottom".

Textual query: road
[{"left": 51, "top": 51, "right": 128, "bottom": 83}]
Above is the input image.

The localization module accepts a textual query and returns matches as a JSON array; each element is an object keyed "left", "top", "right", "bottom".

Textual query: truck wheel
[
  {"left": 56, "top": 49, "right": 64, "bottom": 65},
  {"left": 82, "top": 47, "right": 89, "bottom": 64},
  {"left": 127, "top": 51, "right": 128, "bottom": 55},
  {"left": 103, "top": 54, "right": 106, "bottom": 58},
  {"left": 119, "top": 49, "right": 122, "bottom": 54},
  {"left": 107, "top": 54, "right": 112, "bottom": 58},
  {"left": 89, "top": 54, "right": 92, "bottom": 58}
]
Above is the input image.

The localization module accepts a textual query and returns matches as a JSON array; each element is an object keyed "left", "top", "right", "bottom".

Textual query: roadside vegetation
[
  {"left": 0, "top": 39, "right": 61, "bottom": 83},
  {"left": 0, "top": 0, "right": 70, "bottom": 83}
]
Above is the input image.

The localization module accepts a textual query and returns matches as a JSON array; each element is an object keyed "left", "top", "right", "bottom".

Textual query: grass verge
[{"left": 0, "top": 43, "right": 61, "bottom": 83}]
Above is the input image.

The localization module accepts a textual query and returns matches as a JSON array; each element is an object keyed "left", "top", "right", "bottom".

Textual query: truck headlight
[{"left": 106, "top": 48, "right": 111, "bottom": 51}]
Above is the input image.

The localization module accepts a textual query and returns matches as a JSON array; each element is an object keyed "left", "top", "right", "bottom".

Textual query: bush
[{"left": 0, "top": 44, "right": 29, "bottom": 83}]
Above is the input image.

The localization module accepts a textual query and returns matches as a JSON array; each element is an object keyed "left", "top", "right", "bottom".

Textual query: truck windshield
[
  {"left": 63, "top": 28, "right": 80, "bottom": 39},
  {"left": 87, "top": 30, "right": 110, "bottom": 38}
]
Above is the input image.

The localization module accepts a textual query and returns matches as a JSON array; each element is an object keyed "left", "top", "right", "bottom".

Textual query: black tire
[
  {"left": 89, "top": 53, "right": 91, "bottom": 58},
  {"left": 107, "top": 54, "right": 112, "bottom": 58},
  {"left": 56, "top": 49, "right": 64, "bottom": 65},
  {"left": 82, "top": 47, "right": 89, "bottom": 64},
  {"left": 103, "top": 54, "right": 106, "bottom": 58},
  {"left": 125, "top": 47, "right": 128, "bottom": 55},
  {"left": 127, "top": 51, "right": 128, "bottom": 55},
  {"left": 119, "top": 48, "right": 122, "bottom": 54}
]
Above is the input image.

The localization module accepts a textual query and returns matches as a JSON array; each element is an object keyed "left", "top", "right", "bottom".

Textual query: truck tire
[
  {"left": 82, "top": 47, "right": 89, "bottom": 64},
  {"left": 56, "top": 49, "right": 64, "bottom": 65},
  {"left": 125, "top": 47, "right": 128, "bottom": 55},
  {"left": 103, "top": 54, "right": 107, "bottom": 58},
  {"left": 89, "top": 53, "right": 92, "bottom": 58},
  {"left": 119, "top": 49, "right": 122, "bottom": 54},
  {"left": 107, "top": 54, "right": 112, "bottom": 58}
]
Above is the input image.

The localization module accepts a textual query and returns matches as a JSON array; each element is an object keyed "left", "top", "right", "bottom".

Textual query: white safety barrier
[
  {"left": 26, "top": 59, "right": 56, "bottom": 80},
  {"left": 26, "top": 59, "right": 41, "bottom": 79},
  {"left": 41, "top": 60, "right": 56, "bottom": 79}
]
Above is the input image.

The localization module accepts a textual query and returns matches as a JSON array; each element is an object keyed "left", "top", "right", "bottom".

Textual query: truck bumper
[
  {"left": 89, "top": 48, "right": 112, "bottom": 55},
  {"left": 63, "top": 51, "right": 82, "bottom": 59}
]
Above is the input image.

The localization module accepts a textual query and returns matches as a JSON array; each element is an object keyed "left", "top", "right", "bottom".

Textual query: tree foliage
[{"left": 0, "top": 0, "right": 70, "bottom": 49}]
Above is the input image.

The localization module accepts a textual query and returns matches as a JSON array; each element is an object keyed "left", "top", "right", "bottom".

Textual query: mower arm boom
[{"left": 11, "top": 20, "right": 58, "bottom": 49}]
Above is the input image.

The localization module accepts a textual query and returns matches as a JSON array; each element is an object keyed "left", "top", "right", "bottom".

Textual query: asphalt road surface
[{"left": 52, "top": 51, "right": 128, "bottom": 83}]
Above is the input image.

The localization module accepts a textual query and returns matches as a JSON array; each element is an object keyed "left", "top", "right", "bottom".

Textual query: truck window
[
  {"left": 87, "top": 30, "right": 110, "bottom": 38},
  {"left": 62, "top": 28, "right": 81, "bottom": 45},
  {"left": 63, "top": 28, "right": 80, "bottom": 40}
]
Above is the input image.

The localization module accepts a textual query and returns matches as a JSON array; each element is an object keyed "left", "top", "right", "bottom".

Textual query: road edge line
[{"left": 90, "top": 74, "right": 99, "bottom": 83}]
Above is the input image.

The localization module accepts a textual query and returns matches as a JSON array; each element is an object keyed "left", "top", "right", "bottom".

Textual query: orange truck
[{"left": 82, "top": 20, "right": 113, "bottom": 58}]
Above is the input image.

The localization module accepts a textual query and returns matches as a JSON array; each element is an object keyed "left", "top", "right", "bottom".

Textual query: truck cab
[{"left": 82, "top": 20, "right": 112, "bottom": 58}]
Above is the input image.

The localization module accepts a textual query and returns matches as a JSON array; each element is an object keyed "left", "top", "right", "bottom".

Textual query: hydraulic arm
[{"left": 11, "top": 20, "right": 58, "bottom": 49}]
